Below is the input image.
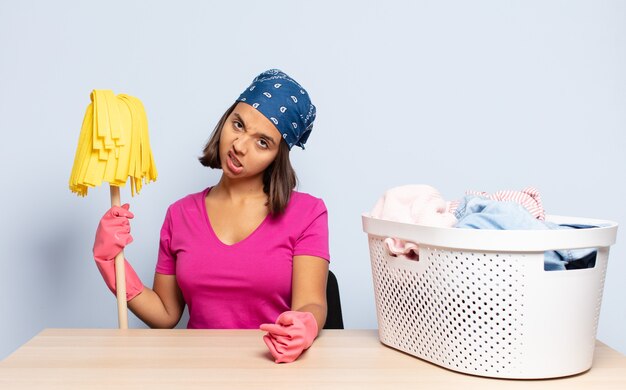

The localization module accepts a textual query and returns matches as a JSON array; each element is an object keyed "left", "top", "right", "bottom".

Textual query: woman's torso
[{"left": 155, "top": 187, "right": 329, "bottom": 329}]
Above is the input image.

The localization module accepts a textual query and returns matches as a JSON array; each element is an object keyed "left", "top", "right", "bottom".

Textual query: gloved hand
[
  {"left": 260, "top": 311, "right": 319, "bottom": 363},
  {"left": 93, "top": 204, "right": 144, "bottom": 301}
]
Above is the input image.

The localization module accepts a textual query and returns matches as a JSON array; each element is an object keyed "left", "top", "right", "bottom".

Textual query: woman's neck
[{"left": 213, "top": 175, "right": 266, "bottom": 203}]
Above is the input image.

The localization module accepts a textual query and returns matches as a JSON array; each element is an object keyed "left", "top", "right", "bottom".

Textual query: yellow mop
[{"left": 69, "top": 90, "right": 157, "bottom": 328}]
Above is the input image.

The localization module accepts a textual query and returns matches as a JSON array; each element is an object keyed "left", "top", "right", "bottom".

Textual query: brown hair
[{"left": 198, "top": 102, "right": 297, "bottom": 215}]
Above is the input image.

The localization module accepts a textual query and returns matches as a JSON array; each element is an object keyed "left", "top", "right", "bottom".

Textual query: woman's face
[{"left": 219, "top": 102, "right": 282, "bottom": 180}]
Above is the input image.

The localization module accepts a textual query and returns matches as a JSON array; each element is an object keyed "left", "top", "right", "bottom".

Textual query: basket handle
[{"left": 383, "top": 237, "right": 420, "bottom": 261}]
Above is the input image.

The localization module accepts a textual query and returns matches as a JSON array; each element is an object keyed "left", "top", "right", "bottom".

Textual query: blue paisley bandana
[{"left": 237, "top": 69, "right": 316, "bottom": 150}]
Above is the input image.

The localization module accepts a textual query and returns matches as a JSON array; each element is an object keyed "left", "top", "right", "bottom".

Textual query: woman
[{"left": 92, "top": 69, "right": 330, "bottom": 363}]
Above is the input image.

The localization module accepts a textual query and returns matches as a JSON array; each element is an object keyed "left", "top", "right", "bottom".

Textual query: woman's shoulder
[
  {"left": 272, "top": 191, "right": 328, "bottom": 234},
  {"left": 166, "top": 187, "right": 210, "bottom": 213},
  {"left": 285, "top": 190, "right": 327, "bottom": 216},
  {"left": 290, "top": 190, "right": 324, "bottom": 204}
]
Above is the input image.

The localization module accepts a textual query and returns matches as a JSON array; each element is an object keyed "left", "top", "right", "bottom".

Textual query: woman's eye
[
  {"left": 258, "top": 139, "right": 269, "bottom": 149},
  {"left": 233, "top": 121, "right": 243, "bottom": 130}
]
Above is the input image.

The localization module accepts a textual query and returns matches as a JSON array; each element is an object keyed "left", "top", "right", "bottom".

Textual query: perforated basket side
[
  {"left": 364, "top": 214, "right": 617, "bottom": 378},
  {"left": 369, "top": 237, "right": 528, "bottom": 377}
]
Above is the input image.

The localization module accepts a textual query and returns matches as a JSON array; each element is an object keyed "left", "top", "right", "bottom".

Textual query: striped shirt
[{"left": 448, "top": 187, "right": 545, "bottom": 220}]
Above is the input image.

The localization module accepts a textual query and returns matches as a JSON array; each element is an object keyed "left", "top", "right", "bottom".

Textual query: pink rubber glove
[
  {"left": 260, "top": 311, "right": 319, "bottom": 363},
  {"left": 93, "top": 204, "right": 144, "bottom": 301}
]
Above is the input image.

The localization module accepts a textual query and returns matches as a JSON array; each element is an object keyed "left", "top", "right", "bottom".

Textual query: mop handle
[{"left": 110, "top": 186, "right": 128, "bottom": 329}]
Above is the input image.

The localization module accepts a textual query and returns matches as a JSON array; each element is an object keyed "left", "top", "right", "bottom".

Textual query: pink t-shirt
[{"left": 156, "top": 187, "right": 330, "bottom": 329}]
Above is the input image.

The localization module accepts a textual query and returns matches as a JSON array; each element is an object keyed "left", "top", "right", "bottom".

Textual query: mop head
[{"left": 69, "top": 90, "right": 157, "bottom": 196}]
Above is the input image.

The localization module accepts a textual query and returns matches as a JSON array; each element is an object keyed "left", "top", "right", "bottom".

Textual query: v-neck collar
[{"left": 202, "top": 186, "right": 271, "bottom": 247}]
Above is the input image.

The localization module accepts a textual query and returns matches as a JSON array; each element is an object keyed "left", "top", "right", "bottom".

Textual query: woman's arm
[
  {"left": 291, "top": 255, "right": 329, "bottom": 331},
  {"left": 127, "top": 273, "right": 185, "bottom": 329}
]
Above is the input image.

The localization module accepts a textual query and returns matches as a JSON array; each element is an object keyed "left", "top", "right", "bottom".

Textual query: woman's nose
[{"left": 232, "top": 136, "right": 247, "bottom": 154}]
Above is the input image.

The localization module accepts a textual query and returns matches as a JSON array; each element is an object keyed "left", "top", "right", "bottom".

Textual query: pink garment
[
  {"left": 370, "top": 185, "right": 457, "bottom": 259},
  {"left": 156, "top": 187, "right": 330, "bottom": 329},
  {"left": 383, "top": 238, "right": 420, "bottom": 260},
  {"left": 448, "top": 186, "right": 545, "bottom": 220}
]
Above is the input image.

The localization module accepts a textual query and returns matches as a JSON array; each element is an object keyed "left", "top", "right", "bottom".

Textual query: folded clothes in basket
[
  {"left": 449, "top": 186, "right": 546, "bottom": 220},
  {"left": 371, "top": 186, "right": 599, "bottom": 270},
  {"left": 370, "top": 185, "right": 457, "bottom": 259},
  {"left": 455, "top": 195, "right": 597, "bottom": 270}
]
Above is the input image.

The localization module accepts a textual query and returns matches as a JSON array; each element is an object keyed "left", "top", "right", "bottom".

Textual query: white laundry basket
[{"left": 362, "top": 214, "right": 618, "bottom": 379}]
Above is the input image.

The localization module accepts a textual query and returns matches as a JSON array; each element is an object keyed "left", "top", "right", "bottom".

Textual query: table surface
[{"left": 1, "top": 329, "right": 625, "bottom": 389}]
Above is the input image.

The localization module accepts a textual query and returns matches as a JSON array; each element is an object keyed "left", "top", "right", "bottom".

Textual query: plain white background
[{"left": 0, "top": 1, "right": 624, "bottom": 360}]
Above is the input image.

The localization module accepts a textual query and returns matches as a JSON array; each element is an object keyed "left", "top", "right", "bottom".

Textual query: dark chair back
[{"left": 324, "top": 270, "right": 344, "bottom": 329}]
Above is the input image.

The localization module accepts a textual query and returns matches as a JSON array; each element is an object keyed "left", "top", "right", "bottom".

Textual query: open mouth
[
  {"left": 226, "top": 150, "right": 244, "bottom": 174},
  {"left": 228, "top": 151, "right": 242, "bottom": 168}
]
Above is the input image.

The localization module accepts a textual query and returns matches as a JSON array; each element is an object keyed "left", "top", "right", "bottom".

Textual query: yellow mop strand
[{"left": 69, "top": 90, "right": 157, "bottom": 196}]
